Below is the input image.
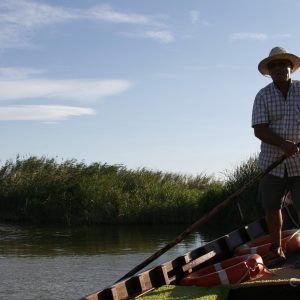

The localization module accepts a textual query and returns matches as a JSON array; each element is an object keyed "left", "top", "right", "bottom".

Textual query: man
[{"left": 252, "top": 47, "right": 300, "bottom": 262}]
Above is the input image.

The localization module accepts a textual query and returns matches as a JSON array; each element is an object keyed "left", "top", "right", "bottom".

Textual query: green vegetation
[
  {"left": 139, "top": 285, "right": 229, "bottom": 300},
  {"left": 198, "top": 156, "right": 263, "bottom": 226},
  {"left": 0, "top": 155, "right": 262, "bottom": 226}
]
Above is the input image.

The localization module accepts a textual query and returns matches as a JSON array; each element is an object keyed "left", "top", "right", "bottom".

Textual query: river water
[{"left": 0, "top": 223, "right": 233, "bottom": 300}]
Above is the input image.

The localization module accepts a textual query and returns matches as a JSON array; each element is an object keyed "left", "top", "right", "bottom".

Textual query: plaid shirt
[{"left": 252, "top": 80, "right": 300, "bottom": 177}]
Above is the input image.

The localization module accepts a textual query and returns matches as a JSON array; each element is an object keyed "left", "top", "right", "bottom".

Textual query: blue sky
[{"left": 1, "top": 0, "right": 300, "bottom": 179}]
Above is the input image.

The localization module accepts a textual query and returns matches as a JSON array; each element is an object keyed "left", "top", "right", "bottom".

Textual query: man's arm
[{"left": 253, "top": 123, "right": 299, "bottom": 156}]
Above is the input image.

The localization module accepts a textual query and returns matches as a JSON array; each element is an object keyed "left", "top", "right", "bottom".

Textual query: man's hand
[
  {"left": 280, "top": 140, "right": 300, "bottom": 157},
  {"left": 254, "top": 124, "right": 300, "bottom": 156}
]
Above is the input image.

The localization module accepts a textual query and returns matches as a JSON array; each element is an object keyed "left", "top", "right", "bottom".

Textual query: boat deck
[{"left": 229, "top": 251, "right": 300, "bottom": 300}]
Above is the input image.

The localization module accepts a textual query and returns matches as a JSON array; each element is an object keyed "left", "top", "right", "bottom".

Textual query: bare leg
[
  {"left": 266, "top": 209, "right": 283, "bottom": 248},
  {"left": 262, "top": 209, "right": 286, "bottom": 263}
]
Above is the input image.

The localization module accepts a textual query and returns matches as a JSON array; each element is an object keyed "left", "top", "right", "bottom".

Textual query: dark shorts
[{"left": 259, "top": 174, "right": 300, "bottom": 211}]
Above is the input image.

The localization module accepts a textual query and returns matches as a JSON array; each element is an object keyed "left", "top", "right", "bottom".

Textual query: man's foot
[{"left": 263, "top": 245, "right": 286, "bottom": 267}]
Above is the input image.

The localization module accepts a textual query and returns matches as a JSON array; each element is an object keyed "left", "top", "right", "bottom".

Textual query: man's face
[{"left": 267, "top": 59, "right": 292, "bottom": 83}]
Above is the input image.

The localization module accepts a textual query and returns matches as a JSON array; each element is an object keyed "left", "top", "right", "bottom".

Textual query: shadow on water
[{"left": 0, "top": 221, "right": 239, "bottom": 257}]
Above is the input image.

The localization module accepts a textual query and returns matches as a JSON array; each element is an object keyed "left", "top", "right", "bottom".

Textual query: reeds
[{"left": 0, "top": 155, "right": 261, "bottom": 225}]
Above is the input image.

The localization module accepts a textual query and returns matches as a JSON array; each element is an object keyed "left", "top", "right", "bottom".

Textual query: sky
[{"left": 1, "top": 0, "right": 300, "bottom": 179}]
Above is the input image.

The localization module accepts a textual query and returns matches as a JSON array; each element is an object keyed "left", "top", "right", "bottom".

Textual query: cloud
[
  {"left": 0, "top": 105, "right": 95, "bottom": 121},
  {"left": 189, "top": 10, "right": 210, "bottom": 26},
  {"left": 0, "top": 1, "right": 152, "bottom": 26},
  {"left": 0, "top": 67, "right": 45, "bottom": 79},
  {"left": 189, "top": 10, "right": 200, "bottom": 24},
  {"left": 230, "top": 32, "right": 292, "bottom": 42},
  {"left": 230, "top": 32, "right": 268, "bottom": 41},
  {"left": 0, "top": 0, "right": 168, "bottom": 48},
  {"left": 272, "top": 33, "right": 292, "bottom": 39},
  {"left": 0, "top": 78, "right": 132, "bottom": 101},
  {"left": 120, "top": 30, "right": 174, "bottom": 44},
  {"left": 144, "top": 31, "right": 174, "bottom": 44},
  {"left": 153, "top": 72, "right": 184, "bottom": 79},
  {"left": 87, "top": 4, "right": 150, "bottom": 24},
  {"left": 0, "top": 68, "right": 131, "bottom": 121}
]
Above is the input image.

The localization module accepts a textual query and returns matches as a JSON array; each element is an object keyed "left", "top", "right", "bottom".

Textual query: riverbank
[{"left": 0, "top": 155, "right": 263, "bottom": 226}]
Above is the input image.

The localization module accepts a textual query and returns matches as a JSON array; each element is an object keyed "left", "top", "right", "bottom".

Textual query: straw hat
[{"left": 258, "top": 47, "right": 300, "bottom": 75}]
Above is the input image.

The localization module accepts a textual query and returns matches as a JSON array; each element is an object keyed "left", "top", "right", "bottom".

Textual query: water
[{"left": 0, "top": 223, "right": 226, "bottom": 300}]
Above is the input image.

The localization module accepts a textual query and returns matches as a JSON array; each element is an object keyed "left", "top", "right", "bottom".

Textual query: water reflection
[
  {"left": 0, "top": 223, "right": 211, "bottom": 257},
  {"left": 0, "top": 223, "right": 235, "bottom": 300}
]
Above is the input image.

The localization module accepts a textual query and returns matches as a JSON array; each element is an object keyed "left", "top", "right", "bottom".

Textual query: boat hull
[{"left": 81, "top": 205, "right": 299, "bottom": 300}]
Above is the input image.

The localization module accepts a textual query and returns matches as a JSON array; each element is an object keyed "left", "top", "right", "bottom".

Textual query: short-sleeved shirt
[{"left": 252, "top": 80, "right": 300, "bottom": 177}]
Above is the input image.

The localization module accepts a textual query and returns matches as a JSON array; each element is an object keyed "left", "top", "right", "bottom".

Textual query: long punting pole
[{"left": 116, "top": 151, "right": 292, "bottom": 283}]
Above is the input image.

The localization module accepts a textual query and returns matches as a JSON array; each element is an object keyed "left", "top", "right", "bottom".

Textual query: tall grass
[
  {"left": 0, "top": 155, "right": 262, "bottom": 226},
  {"left": 0, "top": 156, "right": 216, "bottom": 225},
  {"left": 197, "top": 156, "right": 262, "bottom": 226},
  {"left": 222, "top": 156, "right": 263, "bottom": 222}
]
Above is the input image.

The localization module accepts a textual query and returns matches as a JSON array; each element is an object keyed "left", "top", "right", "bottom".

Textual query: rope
[
  {"left": 236, "top": 261, "right": 276, "bottom": 284},
  {"left": 256, "top": 262, "right": 276, "bottom": 275},
  {"left": 282, "top": 191, "right": 300, "bottom": 229}
]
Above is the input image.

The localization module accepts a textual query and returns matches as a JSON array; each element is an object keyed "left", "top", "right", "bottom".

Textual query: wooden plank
[
  {"left": 138, "top": 271, "right": 153, "bottom": 292},
  {"left": 161, "top": 265, "right": 172, "bottom": 285},
  {"left": 125, "top": 276, "right": 142, "bottom": 297},
  {"left": 182, "top": 250, "right": 216, "bottom": 272},
  {"left": 82, "top": 287, "right": 114, "bottom": 300},
  {"left": 112, "top": 282, "right": 128, "bottom": 300},
  {"left": 188, "top": 245, "right": 207, "bottom": 261},
  {"left": 162, "top": 255, "right": 189, "bottom": 282},
  {"left": 203, "top": 240, "right": 224, "bottom": 260},
  {"left": 148, "top": 266, "right": 169, "bottom": 287}
]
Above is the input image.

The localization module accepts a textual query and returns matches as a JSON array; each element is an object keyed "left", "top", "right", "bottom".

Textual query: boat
[{"left": 81, "top": 204, "right": 300, "bottom": 300}]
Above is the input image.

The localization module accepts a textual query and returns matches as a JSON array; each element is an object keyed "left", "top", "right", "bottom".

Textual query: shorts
[{"left": 259, "top": 174, "right": 300, "bottom": 211}]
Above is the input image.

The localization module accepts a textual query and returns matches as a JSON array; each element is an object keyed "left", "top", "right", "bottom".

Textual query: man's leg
[
  {"left": 265, "top": 209, "right": 285, "bottom": 257},
  {"left": 259, "top": 174, "right": 285, "bottom": 257}
]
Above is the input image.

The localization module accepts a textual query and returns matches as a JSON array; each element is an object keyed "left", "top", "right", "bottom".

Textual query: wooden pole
[{"left": 116, "top": 153, "right": 289, "bottom": 282}]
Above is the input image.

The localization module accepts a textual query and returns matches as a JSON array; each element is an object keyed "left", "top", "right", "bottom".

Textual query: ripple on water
[{"left": 0, "top": 223, "right": 216, "bottom": 300}]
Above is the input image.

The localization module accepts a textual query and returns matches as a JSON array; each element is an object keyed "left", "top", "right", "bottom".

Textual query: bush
[
  {"left": 196, "top": 155, "right": 263, "bottom": 226},
  {"left": 0, "top": 155, "right": 263, "bottom": 226}
]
